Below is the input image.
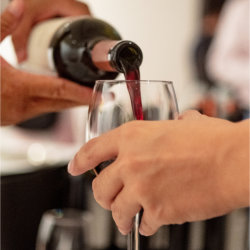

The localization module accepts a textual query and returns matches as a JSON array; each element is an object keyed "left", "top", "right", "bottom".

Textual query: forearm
[{"left": 221, "top": 119, "right": 250, "bottom": 210}]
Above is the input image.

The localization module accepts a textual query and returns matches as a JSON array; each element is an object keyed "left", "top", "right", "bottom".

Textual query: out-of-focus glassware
[{"left": 36, "top": 209, "right": 92, "bottom": 250}]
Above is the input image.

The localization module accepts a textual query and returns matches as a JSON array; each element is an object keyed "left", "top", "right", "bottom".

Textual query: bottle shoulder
[{"left": 50, "top": 16, "right": 122, "bottom": 47}]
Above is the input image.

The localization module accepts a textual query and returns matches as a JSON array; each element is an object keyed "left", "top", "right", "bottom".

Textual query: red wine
[
  {"left": 114, "top": 42, "right": 144, "bottom": 120},
  {"left": 92, "top": 38, "right": 144, "bottom": 250},
  {"left": 94, "top": 41, "right": 144, "bottom": 174},
  {"left": 94, "top": 69, "right": 143, "bottom": 173},
  {"left": 117, "top": 48, "right": 144, "bottom": 250},
  {"left": 122, "top": 66, "right": 144, "bottom": 120}
]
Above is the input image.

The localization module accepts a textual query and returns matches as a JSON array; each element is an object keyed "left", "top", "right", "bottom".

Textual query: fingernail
[
  {"left": 118, "top": 228, "right": 129, "bottom": 235},
  {"left": 139, "top": 227, "right": 146, "bottom": 236},
  {"left": 67, "top": 159, "right": 74, "bottom": 173},
  {"left": 8, "top": 0, "right": 24, "bottom": 17}
]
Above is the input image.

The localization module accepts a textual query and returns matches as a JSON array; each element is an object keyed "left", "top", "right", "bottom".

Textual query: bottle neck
[
  {"left": 91, "top": 40, "right": 120, "bottom": 72},
  {"left": 91, "top": 40, "right": 143, "bottom": 73}
]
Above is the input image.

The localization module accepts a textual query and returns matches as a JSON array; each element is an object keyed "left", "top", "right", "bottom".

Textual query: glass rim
[{"left": 95, "top": 79, "right": 173, "bottom": 85}]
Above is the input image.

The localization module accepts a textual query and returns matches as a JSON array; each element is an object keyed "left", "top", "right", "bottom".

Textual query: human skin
[
  {"left": 1, "top": 0, "right": 92, "bottom": 126},
  {"left": 11, "top": 0, "right": 91, "bottom": 62},
  {"left": 68, "top": 110, "right": 249, "bottom": 236}
]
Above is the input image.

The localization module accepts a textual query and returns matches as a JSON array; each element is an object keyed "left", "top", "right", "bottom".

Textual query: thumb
[
  {"left": 1, "top": 0, "right": 24, "bottom": 42},
  {"left": 58, "top": 1, "right": 91, "bottom": 16}
]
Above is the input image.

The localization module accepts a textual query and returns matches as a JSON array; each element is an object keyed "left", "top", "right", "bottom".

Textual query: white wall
[{"left": 81, "top": 0, "right": 202, "bottom": 111}]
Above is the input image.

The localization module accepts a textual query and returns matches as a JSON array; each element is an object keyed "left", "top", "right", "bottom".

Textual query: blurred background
[{"left": 1, "top": 0, "right": 249, "bottom": 249}]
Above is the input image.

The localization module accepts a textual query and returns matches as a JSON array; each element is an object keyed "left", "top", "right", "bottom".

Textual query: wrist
[{"left": 219, "top": 120, "right": 249, "bottom": 210}]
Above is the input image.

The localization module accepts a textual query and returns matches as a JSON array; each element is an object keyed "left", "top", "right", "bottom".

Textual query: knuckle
[
  {"left": 92, "top": 178, "right": 110, "bottom": 210},
  {"left": 140, "top": 218, "right": 157, "bottom": 236},
  {"left": 111, "top": 202, "right": 123, "bottom": 225},
  {"left": 147, "top": 203, "right": 164, "bottom": 224},
  {"left": 120, "top": 156, "right": 144, "bottom": 179},
  {"left": 119, "top": 157, "right": 136, "bottom": 177},
  {"left": 127, "top": 181, "right": 148, "bottom": 203},
  {"left": 92, "top": 179, "right": 104, "bottom": 205},
  {"left": 52, "top": 79, "right": 67, "bottom": 98},
  {"left": 111, "top": 201, "right": 132, "bottom": 233},
  {"left": 120, "top": 121, "right": 140, "bottom": 138}
]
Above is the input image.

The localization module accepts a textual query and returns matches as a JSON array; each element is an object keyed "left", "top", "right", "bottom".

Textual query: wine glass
[
  {"left": 35, "top": 209, "right": 92, "bottom": 250},
  {"left": 86, "top": 80, "right": 179, "bottom": 250}
]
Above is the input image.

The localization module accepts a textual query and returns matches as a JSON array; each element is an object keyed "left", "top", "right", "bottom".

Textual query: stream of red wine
[
  {"left": 120, "top": 62, "right": 143, "bottom": 250},
  {"left": 94, "top": 66, "right": 143, "bottom": 175},
  {"left": 93, "top": 57, "right": 143, "bottom": 250},
  {"left": 121, "top": 65, "right": 144, "bottom": 121}
]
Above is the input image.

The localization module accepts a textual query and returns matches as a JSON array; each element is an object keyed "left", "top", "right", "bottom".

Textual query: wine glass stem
[{"left": 127, "top": 211, "right": 141, "bottom": 250}]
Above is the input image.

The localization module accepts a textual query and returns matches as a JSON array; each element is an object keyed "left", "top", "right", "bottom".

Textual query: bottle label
[
  {"left": 47, "top": 47, "right": 56, "bottom": 71},
  {"left": 21, "top": 16, "right": 87, "bottom": 74}
]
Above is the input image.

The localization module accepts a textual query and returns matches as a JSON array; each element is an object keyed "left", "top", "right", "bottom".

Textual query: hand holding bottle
[
  {"left": 1, "top": 0, "right": 92, "bottom": 126},
  {"left": 68, "top": 110, "right": 249, "bottom": 236},
  {"left": 11, "top": 0, "right": 91, "bottom": 62}
]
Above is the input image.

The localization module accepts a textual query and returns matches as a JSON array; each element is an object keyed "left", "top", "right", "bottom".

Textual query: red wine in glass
[
  {"left": 94, "top": 42, "right": 144, "bottom": 250},
  {"left": 94, "top": 42, "right": 143, "bottom": 173},
  {"left": 119, "top": 58, "right": 144, "bottom": 250},
  {"left": 124, "top": 70, "right": 144, "bottom": 120}
]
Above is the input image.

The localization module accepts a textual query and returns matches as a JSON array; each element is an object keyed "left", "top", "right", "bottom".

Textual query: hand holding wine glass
[
  {"left": 68, "top": 108, "right": 249, "bottom": 236},
  {"left": 68, "top": 80, "right": 180, "bottom": 238}
]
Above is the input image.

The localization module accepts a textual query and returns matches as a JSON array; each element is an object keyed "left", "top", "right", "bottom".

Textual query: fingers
[
  {"left": 58, "top": 1, "right": 91, "bottom": 16},
  {"left": 23, "top": 73, "right": 93, "bottom": 104},
  {"left": 27, "top": 97, "right": 83, "bottom": 115},
  {"left": 111, "top": 188, "right": 141, "bottom": 235},
  {"left": 11, "top": 0, "right": 91, "bottom": 62},
  {"left": 139, "top": 211, "right": 160, "bottom": 236},
  {"left": 1, "top": 0, "right": 24, "bottom": 42},
  {"left": 91, "top": 159, "right": 142, "bottom": 235},
  {"left": 68, "top": 130, "right": 120, "bottom": 175},
  {"left": 11, "top": 17, "right": 33, "bottom": 62},
  {"left": 10, "top": 98, "right": 81, "bottom": 125},
  {"left": 92, "top": 162, "right": 123, "bottom": 210}
]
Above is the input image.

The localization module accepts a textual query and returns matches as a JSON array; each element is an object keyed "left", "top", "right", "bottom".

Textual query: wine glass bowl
[
  {"left": 86, "top": 80, "right": 179, "bottom": 250},
  {"left": 87, "top": 80, "right": 178, "bottom": 139}
]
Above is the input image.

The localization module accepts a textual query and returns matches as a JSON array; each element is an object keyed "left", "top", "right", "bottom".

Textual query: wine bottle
[{"left": 21, "top": 16, "right": 143, "bottom": 87}]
